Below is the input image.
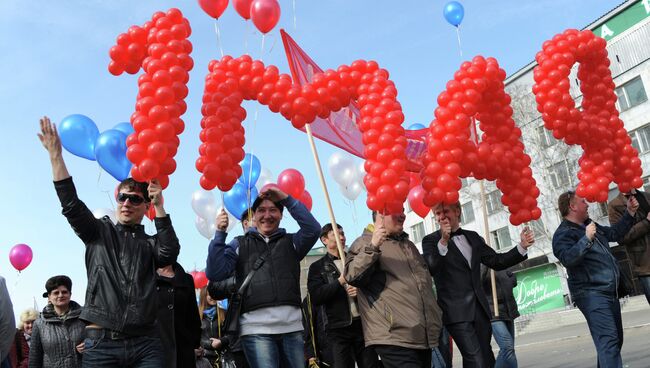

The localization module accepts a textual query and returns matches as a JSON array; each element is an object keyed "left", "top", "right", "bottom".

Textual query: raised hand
[
  {"left": 439, "top": 218, "right": 452, "bottom": 246},
  {"left": 520, "top": 226, "right": 535, "bottom": 249},
  {"left": 216, "top": 208, "right": 229, "bottom": 232},
  {"left": 38, "top": 116, "right": 62, "bottom": 157},
  {"left": 148, "top": 179, "right": 163, "bottom": 206},
  {"left": 626, "top": 195, "right": 639, "bottom": 216},
  {"left": 259, "top": 186, "right": 288, "bottom": 202},
  {"left": 371, "top": 222, "right": 387, "bottom": 247},
  {"left": 586, "top": 222, "right": 597, "bottom": 241}
]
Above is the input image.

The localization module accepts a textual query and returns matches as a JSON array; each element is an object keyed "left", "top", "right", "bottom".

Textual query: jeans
[
  {"left": 432, "top": 327, "right": 451, "bottom": 368},
  {"left": 573, "top": 291, "right": 623, "bottom": 368},
  {"left": 82, "top": 332, "right": 163, "bottom": 368},
  {"left": 1, "top": 357, "right": 11, "bottom": 368},
  {"left": 240, "top": 331, "right": 303, "bottom": 368},
  {"left": 491, "top": 320, "right": 517, "bottom": 368},
  {"left": 639, "top": 275, "right": 650, "bottom": 305}
]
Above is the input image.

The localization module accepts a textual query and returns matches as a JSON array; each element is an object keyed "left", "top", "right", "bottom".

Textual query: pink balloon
[
  {"left": 198, "top": 0, "right": 229, "bottom": 19},
  {"left": 250, "top": 0, "right": 281, "bottom": 34},
  {"left": 9, "top": 244, "right": 33, "bottom": 272},
  {"left": 233, "top": 0, "right": 253, "bottom": 19},
  {"left": 299, "top": 190, "right": 313, "bottom": 211}
]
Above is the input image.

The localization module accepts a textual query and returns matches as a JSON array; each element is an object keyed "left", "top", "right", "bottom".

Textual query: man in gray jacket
[{"left": 345, "top": 210, "right": 442, "bottom": 368}]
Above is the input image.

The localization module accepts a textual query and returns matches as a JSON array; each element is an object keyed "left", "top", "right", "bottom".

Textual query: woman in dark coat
[
  {"left": 28, "top": 275, "right": 85, "bottom": 368},
  {"left": 156, "top": 262, "right": 202, "bottom": 368},
  {"left": 8, "top": 307, "right": 38, "bottom": 368}
]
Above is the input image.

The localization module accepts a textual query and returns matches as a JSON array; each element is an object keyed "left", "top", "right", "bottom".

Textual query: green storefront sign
[
  {"left": 513, "top": 263, "right": 565, "bottom": 314},
  {"left": 592, "top": 0, "right": 650, "bottom": 41}
]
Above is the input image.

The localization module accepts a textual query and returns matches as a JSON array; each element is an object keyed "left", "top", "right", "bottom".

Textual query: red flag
[{"left": 280, "top": 30, "right": 426, "bottom": 172}]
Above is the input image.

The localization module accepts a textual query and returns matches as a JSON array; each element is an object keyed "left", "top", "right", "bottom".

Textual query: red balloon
[
  {"left": 198, "top": 0, "right": 229, "bottom": 19},
  {"left": 277, "top": 169, "right": 305, "bottom": 198},
  {"left": 407, "top": 186, "right": 430, "bottom": 218},
  {"left": 250, "top": 0, "right": 281, "bottom": 34},
  {"left": 299, "top": 190, "right": 313, "bottom": 211},
  {"left": 233, "top": 0, "right": 253, "bottom": 19},
  {"left": 190, "top": 270, "right": 209, "bottom": 289}
]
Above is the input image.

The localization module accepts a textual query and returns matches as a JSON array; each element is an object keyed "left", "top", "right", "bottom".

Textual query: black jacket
[
  {"left": 422, "top": 229, "right": 526, "bottom": 324},
  {"left": 481, "top": 267, "right": 520, "bottom": 321},
  {"left": 156, "top": 263, "right": 202, "bottom": 368},
  {"left": 235, "top": 233, "right": 302, "bottom": 313},
  {"left": 54, "top": 177, "right": 180, "bottom": 335},
  {"left": 29, "top": 301, "right": 85, "bottom": 368},
  {"left": 302, "top": 296, "right": 332, "bottom": 366},
  {"left": 307, "top": 252, "right": 353, "bottom": 330}
]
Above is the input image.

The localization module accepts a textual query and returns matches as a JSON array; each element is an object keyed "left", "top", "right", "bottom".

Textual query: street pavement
[{"left": 451, "top": 308, "right": 650, "bottom": 367}]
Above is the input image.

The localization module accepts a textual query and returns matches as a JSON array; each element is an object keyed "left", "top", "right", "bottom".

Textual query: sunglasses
[{"left": 117, "top": 193, "right": 146, "bottom": 205}]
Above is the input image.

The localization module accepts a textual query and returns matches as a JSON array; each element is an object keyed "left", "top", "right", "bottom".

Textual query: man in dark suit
[{"left": 422, "top": 202, "right": 535, "bottom": 368}]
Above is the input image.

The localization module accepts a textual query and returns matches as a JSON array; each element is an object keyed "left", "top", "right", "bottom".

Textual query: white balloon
[
  {"left": 340, "top": 181, "right": 363, "bottom": 201},
  {"left": 357, "top": 161, "right": 367, "bottom": 191},
  {"left": 256, "top": 168, "right": 274, "bottom": 191},
  {"left": 328, "top": 152, "right": 357, "bottom": 186},
  {"left": 191, "top": 189, "right": 217, "bottom": 220},
  {"left": 93, "top": 208, "right": 116, "bottom": 224},
  {"left": 195, "top": 215, "right": 216, "bottom": 240}
]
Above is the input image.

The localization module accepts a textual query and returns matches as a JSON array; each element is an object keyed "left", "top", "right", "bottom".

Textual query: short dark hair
[
  {"left": 251, "top": 196, "right": 284, "bottom": 213},
  {"left": 117, "top": 178, "right": 150, "bottom": 203},
  {"left": 43, "top": 275, "right": 72, "bottom": 298},
  {"left": 320, "top": 223, "right": 343, "bottom": 240},
  {"left": 558, "top": 190, "right": 576, "bottom": 218}
]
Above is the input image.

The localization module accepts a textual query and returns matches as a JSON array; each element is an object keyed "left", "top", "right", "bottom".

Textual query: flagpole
[{"left": 304, "top": 123, "right": 346, "bottom": 264}]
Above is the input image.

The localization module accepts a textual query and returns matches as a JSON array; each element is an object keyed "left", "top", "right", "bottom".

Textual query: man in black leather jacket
[
  {"left": 39, "top": 117, "right": 181, "bottom": 367},
  {"left": 307, "top": 223, "right": 379, "bottom": 368}
]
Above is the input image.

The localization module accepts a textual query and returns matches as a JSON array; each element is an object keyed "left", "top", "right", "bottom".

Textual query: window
[
  {"left": 537, "top": 125, "right": 557, "bottom": 147},
  {"left": 597, "top": 202, "right": 608, "bottom": 218},
  {"left": 461, "top": 202, "right": 475, "bottom": 224},
  {"left": 405, "top": 199, "right": 412, "bottom": 213},
  {"left": 486, "top": 190, "right": 503, "bottom": 215},
  {"left": 630, "top": 124, "right": 650, "bottom": 153},
  {"left": 548, "top": 161, "right": 571, "bottom": 189},
  {"left": 461, "top": 177, "right": 469, "bottom": 188},
  {"left": 643, "top": 177, "right": 650, "bottom": 193},
  {"left": 615, "top": 76, "right": 648, "bottom": 112},
  {"left": 411, "top": 222, "right": 425, "bottom": 244},
  {"left": 491, "top": 226, "right": 512, "bottom": 250}
]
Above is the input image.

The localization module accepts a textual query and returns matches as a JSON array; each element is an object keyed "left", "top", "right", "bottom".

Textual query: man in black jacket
[
  {"left": 422, "top": 202, "right": 534, "bottom": 368},
  {"left": 39, "top": 117, "right": 181, "bottom": 367},
  {"left": 307, "top": 223, "right": 379, "bottom": 368}
]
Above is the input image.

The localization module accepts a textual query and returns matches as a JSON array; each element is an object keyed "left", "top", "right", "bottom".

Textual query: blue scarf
[{"left": 203, "top": 306, "right": 216, "bottom": 320}]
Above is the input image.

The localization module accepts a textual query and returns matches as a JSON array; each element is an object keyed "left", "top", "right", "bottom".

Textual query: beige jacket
[{"left": 344, "top": 230, "right": 442, "bottom": 349}]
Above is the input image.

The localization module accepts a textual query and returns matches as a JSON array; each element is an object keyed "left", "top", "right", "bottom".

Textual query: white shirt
[{"left": 437, "top": 231, "right": 527, "bottom": 268}]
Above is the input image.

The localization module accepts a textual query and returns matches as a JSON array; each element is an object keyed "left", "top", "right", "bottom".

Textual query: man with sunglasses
[
  {"left": 552, "top": 190, "right": 638, "bottom": 368},
  {"left": 38, "top": 117, "right": 180, "bottom": 367}
]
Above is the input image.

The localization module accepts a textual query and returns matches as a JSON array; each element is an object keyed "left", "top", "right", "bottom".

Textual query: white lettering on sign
[
  {"left": 515, "top": 276, "right": 563, "bottom": 309},
  {"left": 601, "top": 24, "right": 615, "bottom": 39}
]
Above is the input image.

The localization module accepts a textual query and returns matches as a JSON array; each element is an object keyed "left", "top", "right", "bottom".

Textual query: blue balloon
[
  {"left": 59, "top": 114, "right": 100, "bottom": 160},
  {"left": 238, "top": 153, "right": 262, "bottom": 189},
  {"left": 443, "top": 1, "right": 464, "bottom": 27},
  {"left": 224, "top": 183, "right": 259, "bottom": 220},
  {"left": 407, "top": 123, "right": 426, "bottom": 130},
  {"left": 94, "top": 129, "right": 132, "bottom": 181},
  {"left": 112, "top": 122, "right": 135, "bottom": 136}
]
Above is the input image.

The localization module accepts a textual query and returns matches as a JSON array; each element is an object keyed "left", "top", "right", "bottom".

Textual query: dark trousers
[
  {"left": 373, "top": 345, "right": 431, "bottom": 368},
  {"left": 445, "top": 302, "right": 494, "bottom": 368},
  {"left": 574, "top": 291, "right": 623, "bottom": 368},
  {"left": 328, "top": 319, "right": 380, "bottom": 368},
  {"left": 82, "top": 330, "right": 163, "bottom": 368}
]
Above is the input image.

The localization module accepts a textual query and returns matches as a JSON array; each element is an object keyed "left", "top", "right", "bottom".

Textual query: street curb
[{"left": 514, "top": 322, "right": 650, "bottom": 349}]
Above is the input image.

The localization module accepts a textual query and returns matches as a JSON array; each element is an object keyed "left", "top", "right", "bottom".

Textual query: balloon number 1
[{"left": 108, "top": 8, "right": 194, "bottom": 189}]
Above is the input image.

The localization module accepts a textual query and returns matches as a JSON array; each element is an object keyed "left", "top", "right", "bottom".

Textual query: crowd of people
[{"left": 1, "top": 118, "right": 650, "bottom": 368}]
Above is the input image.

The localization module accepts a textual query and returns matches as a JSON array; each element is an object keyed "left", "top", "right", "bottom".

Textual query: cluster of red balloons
[
  {"left": 533, "top": 29, "right": 643, "bottom": 200},
  {"left": 259, "top": 168, "right": 312, "bottom": 210},
  {"left": 190, "top": 270, "right": 208, "bottom": 289},
  {"left": 198, "top": 55, "right": 410, "bottom": 213},
  {"left": 108, "top": 8, "right": 194, "bottom": 188},
  {"left": 421, "top": 56, "right": 541, "bottom": 225},
  {"left": 198, "top": 0, "right": 281, "bottom": 34}
]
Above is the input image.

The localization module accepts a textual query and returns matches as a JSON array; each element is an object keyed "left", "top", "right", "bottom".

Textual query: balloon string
[
  {"left": 292, "top": 0, "right": 297, "bottom": 30},
  {"left": 455, "top": 26, "right": 463, "bottom": 61},
  {"left": 214, "top": 19, "right": 224, "bottom": 58},
  {"left": 260, "top": 34, "right": 266, "bottom": 60}
]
